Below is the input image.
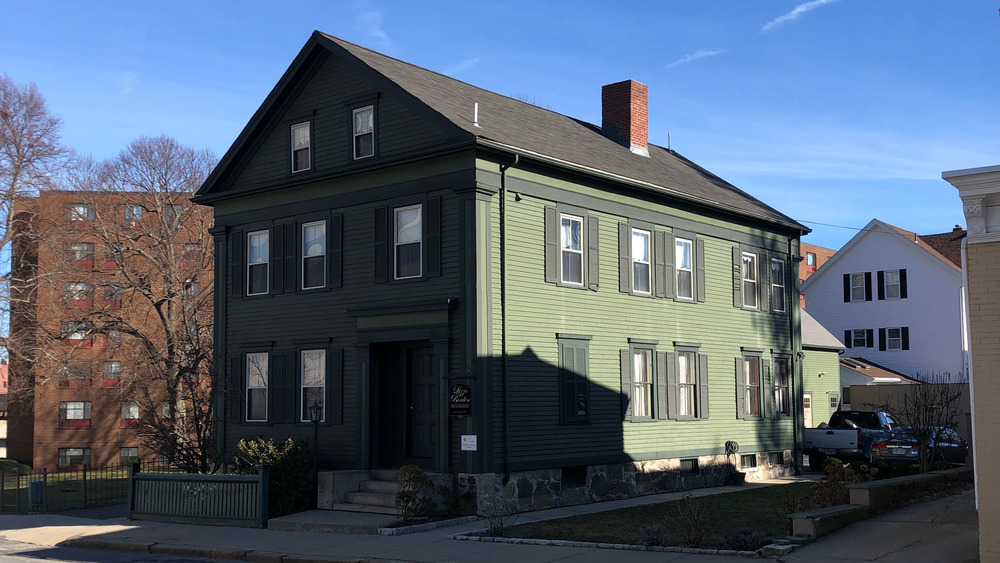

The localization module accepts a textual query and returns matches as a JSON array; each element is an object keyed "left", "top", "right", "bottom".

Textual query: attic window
[
  {"left": 291, "top": 122, "right": 311, "bottom": 173},
  {"left": 353, "top": 106, "right": 374, "bottom": 159}
]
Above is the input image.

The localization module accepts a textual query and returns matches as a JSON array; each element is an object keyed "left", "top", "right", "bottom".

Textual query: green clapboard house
[{"left": 194, "top": 31, "right": 813, "bottom": 512}]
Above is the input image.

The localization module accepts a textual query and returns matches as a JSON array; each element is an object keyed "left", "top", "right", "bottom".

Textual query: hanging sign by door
[{"left": 449, "top": 383, "right": 472, "bottom": 419}]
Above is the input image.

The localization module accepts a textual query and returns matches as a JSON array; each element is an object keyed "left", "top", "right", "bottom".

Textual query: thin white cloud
[
  {"left": 443, "top": 57, "right": 481, "bottom": 77},
  {"left": 666, "top": 49, "right": 727, "bottom": 69},
  {"left": 761, "top": 0, "right": 841, "bottom": 32},
  {"left": 355, "top": 6, "right": 394, "bottom": 51}
]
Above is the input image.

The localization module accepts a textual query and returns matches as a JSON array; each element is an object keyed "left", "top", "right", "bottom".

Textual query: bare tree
[{"left": 871, "top": 383, "right": 963, "bottom": 473}]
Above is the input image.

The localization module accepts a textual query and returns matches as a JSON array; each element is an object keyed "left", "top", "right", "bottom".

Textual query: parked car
[
  {"left": 804, "top": 410, "right": 896, "bottom": 470},
  {"left": 870, "top": 427, "right": 969, "bottom": 466}
]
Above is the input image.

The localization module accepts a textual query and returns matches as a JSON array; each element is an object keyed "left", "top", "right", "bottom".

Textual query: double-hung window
[
  {"left": 66, "top": 242, "right": 95, "bottom": 265},
  {"left": 67, "top": 204, "right": 95, "bottom": 221},
  {"left": 741, "top": 252, "right": 758, "bottom": 309},
  {"left": 247, "top": 231, "right": 269, "bottom": 295},
  {"left": 120, "top": 401, "right": 139, "bottom": 427},
  {"left": 291, "top": 122, "right": 311, "bottom": 172},
  {"left": 773, "top": 356, "right": 790, "bottom": 416},
  {"left": 884, "top": 270, "right": 901, "bottom": 299},
  {"left": 677, "top": 350, "right": 697, "bottom": 417},
  {"left": 560, "top": 214, "right": 584, "bottom": 286},
  {"left": 302, "top": 221, "right": 326, "bottom": 289},
  {"left": 63, "top": 282, "right": 93, "bottom": 305},
  {"left": 353, "top": 106, "right": 374, "bottom": 159},
  {"left": 163, "top": 204, "right": 182, "bottom": 225},
  {"left": 125, "top": 205, "right": 142, "bottom": 222},
  {"left": 394, "top": 205, "right": 422, "bottom": 279},
  {"left": 770, "top": 258, "right": 786, "bottom": 312},
  {"left": 806, "top": 252, "right": 816, "bottom": 267},
  {"left": 852, "top": 329, "right": 868, "bottom": 348},
  {"left": 58, "top": 448, "right": 90, "bottom": 467},
  {"left": 246, "top": 352, "right": 268, "bottom": 422},
  {"left": 59, "top": 401, "right": 92, "bottom": 428},
  {"left": 851, "top": 273, "right": 866, "bottom": 301},
  {"left": 631, "top": 228, "right": 651, "bottom": 295},
  {"left": 887, "top": 327, "right": 902, "bottom": 350},
  {"left": 120, "top": 447, "right": 139, "bottom": 465},
  {"left": 300, "top": 350, "right": 325, "bottom": 422},
  {"left": 631, "top": 348, "right": 655, "bottom": 419},
  {"left": 62, "top": 321, "right": 92, "bottom": 343},
  {"left": 676, "top": 238, "right": 694, "bottom": 300},
  {"left": 103, "top": 361, "right": 121, "bottom": 383},
  {"left": 743, "top": 355, "right": 762, "bottom": 418}
]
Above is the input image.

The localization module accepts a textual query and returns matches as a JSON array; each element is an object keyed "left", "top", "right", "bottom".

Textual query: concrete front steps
[{"left": 330, "top": 469, "right": 401, "bottom": 515}]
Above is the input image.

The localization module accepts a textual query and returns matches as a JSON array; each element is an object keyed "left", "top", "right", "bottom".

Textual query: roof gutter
[
  {"left": 475, "top": 138, "right": 809, "bottom": 235},
  {"left": 499, "top": 152, "right": 519, "bottom": 483}
]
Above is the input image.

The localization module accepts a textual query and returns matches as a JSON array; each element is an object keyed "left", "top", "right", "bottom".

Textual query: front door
[
  {"left": 406, "top": 345, "right": 438, "bottom": 463},
  {"left": 803, "top": 393, "right": 813, "bottom": 428}
]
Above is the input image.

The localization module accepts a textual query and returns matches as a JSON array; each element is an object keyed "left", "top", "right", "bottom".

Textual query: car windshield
[{"left": 830, "top": 412, "right": 883, "bottom": 429}]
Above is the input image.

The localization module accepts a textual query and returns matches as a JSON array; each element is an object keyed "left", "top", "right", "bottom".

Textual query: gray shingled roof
[
  {"left": 802, "top": 309, "right": 845, "bottom": 351},
  {"left": 322, "top": 33, "right": 806, "bottom": 232}
]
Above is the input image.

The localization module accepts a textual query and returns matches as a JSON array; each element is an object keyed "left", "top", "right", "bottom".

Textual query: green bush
[
  {"left": 395, "top": 465, "right": 436, "bottom": 522},
  {"left": 231, "top": 437, "right": 312, "bottom": 518},
  {"left": 0, "top": 459, "right": 31, "bottom": 476},
  {"left": 724, "top": 527, "right": 768, "bottom": 551},
  {"left": 634, "top": 523, "right": 669, "bottom": 546}
]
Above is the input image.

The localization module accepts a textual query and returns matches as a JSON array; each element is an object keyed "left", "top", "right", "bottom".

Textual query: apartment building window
[
  {"left": 300, "top": 350, "right": 325, "bottom": 422},
  {"left": 183, "top": 280, "right": 199, "bottom": 297},
  {"left": 106, "top": 321, "right": 122, "bottom": 348},
  {"left": 104, "top": 283, "right": 123, "bottom": 308},
  {"left": 558, "top": 334, "right": 590, "bottom": 423},
  {"left": 65, "top": 242, "right": 95, "bottom": 266},
  {"left": 806, "top": 252, "right": 816, "bottom": 267},
  {"left": 302, "top": 221, "right": 326, "bottom": 289},
  {"left": 394, "top": 205, "right": 422, "bottom": 279},
  {"left": 878, "top": 269, "right": 908, "bottom": 300},
  {"left": 291, "top": 122, "right": 311, "bottom": 172},
  {"left": 58, "top": 448, "right": 90, "bottom": 467},
  {"left": 561, "top": 214, "right": 584, "bottom": 286},
  {"left": 845, "top": 328, "right": 874, "bottom": 349},
  {"left": 183, "top": 243, "right": 201, "bottom": 261},
  {"left": 62, "top": 321, "right": 93, "bottom": 345},
  {"left": 353, "top": 106, "right": 375, "bottom": 160},
  {"left": 120, "top": 447, "right": 139, "bottom": 465},
  {"left": 66, "top": 204, "right": 95, "bottom": 221},
  {"left": 162, "top": 204, "right": 182, "bottom": 226},
  {"left": 738, "top": 354, "right": 762, "bottom": 419},
  {"left": 59, "top": 363, "right": 91, "bottom": 387},
  {"left": 676, "top": 238, "right": 694, "bottom": 300},
  {"left": 105, "top": 242, "right": 124, "bottom": 268},
  {"left": 58, "top": 401, "right": 92, "bottom": 428},
  {"left": 773, "top": 356, "right": 791, "bottom": 416},
  {"left": 161, "top": 401, "right": 172, "bottom": 419},
  {"left": 844, "top": 272, "right": 873, "bottom": 302},
  {"left": 125, "top": 205, "right": 142, "bottom": 222},
  {"left": 62, "top": 282, "right": 93, "bottom": 306},
  {"left": 247, "top": 230, "right": 269, "bottom": 295},
  {"left": 102, "top": 361, "right": 121, "bottom": 386},
  {"left": 631, "top": 228, "right": 652, "bottom": 295},
  {"left": 770, "top": 259, "right": 786, "bottom": 312},
  {"left": 246, "top": 352, "right": 268, "bottom": 422},
  {"left": 741, "top": 252, "right": 758, "bottom": 309},
  {"left": 621, "top": 340, "right": 658, "bottom": 421},
  {"left": 879, "top": 327, "right": 910, "bottom": 351},
  {"left": 120, "top": 401, "right": 139, "bottom": 427},
  {"left": 677, "top": 350, "right": 697, "bottom": 418}
]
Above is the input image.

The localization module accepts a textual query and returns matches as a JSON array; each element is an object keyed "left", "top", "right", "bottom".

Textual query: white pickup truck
[{"left": 804, "top": 410, "right": 896, "bottom": 470}]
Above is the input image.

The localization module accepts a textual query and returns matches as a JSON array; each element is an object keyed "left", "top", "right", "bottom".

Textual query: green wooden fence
[{"left": 128, "top": 464, "right": 270, "bottom": 528}]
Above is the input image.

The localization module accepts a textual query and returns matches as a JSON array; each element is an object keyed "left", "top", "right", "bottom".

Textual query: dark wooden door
[{"left": 407, "top": 346, "right": 438, "bottom": 462}]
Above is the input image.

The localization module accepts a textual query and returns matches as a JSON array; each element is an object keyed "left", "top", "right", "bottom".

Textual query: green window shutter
[
  {"left": 618, "top": 222, "right": 630, "bottom": 293},
  {"left": 735, "top": 357, "right": 745, "bottom": 420},
  {"left": 328, "top": 213, "right": 343, "bottom": 289},
  {"left": 374, "top": 206, "right": 388, "bottom": 283},
  {"left": 695, "top": 238, "right": 706, "bottom": 303},
  {"left": 899, "top": 269, "right": 908, "bottom": 298},
  {"left": 230, "top": 230, "right": 244, "bottom": 299},
  {"left": 663, "top": 231, "right": 675, "bottom": 300},
  {"left": 228, "top": 356, "right": 243, "bottom": 423},
  {"left": 653, "top": 231, "right": 666, "bottom": 298},
  {"left": 270, "top": 225, "right": 284, "bottom": 294},
  {"left": 762, "top": 359, "right": 773, "bottom": 419},
  {"left": 620, "top": 349, "right": 632, "bottom": 421},
  {"left": 544, "top": 207, "right": 558, "bottom": 283},
  {"left": 656, "top": 351, "right": 669, "bottom": 420},
  {"left": 328, "top": 348, "right": 343, "bottom": 424},
  {"left": 758, "top": 252, "right": 769, "bottom": 313},
  {"left": 426, "top": 197, "right": 442, "bottom": 278},
  {"left": 575, "top": 345, "right": 589, "bottom": 420},
  {"left": 732, "top": 247, "right": 743, "bottom": 308},
  {"left": 587, "top": 215, "right": 600, "bottom": 291},
  {"left": 698, "top": 354, "right": 710, "bottom": 419},
  {"left": 665, "top": 351, "right": 678, "bottom": 420},
  {"left": 560, "top": 342, "right": 574, "bottom": 421},
  {"left": 283, "top": 222, "right": 297, "bottom": 293}
]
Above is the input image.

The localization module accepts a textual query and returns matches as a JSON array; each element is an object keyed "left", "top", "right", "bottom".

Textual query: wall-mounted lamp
[{"left": 818, "top": 372, "right": 826, "bottom": 378}]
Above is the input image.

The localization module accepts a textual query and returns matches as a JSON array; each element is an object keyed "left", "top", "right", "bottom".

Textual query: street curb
[
  {"left": 448, "top": 529, "right": 768, "bottom": 557},
  {"left": 60, "top": 538, "right": 416, "bottom": 563},
  {"left": 377, "top": 515, "right": 479, "bottom": 536}
]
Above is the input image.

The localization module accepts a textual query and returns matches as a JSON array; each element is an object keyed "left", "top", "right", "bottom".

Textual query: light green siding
[{"left": 801, "top": 348, "right": 841, "bottom": 428}]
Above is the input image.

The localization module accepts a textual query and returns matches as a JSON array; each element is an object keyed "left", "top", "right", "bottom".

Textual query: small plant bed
[{"left": 500, "top": 483, "right": 813, "bottom": 549}]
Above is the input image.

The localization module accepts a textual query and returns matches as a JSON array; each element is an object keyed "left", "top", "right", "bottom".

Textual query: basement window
[
  {"left": 679, "top": 458, "right": 699, "bottom": 474},
  {"left": 740, "top": 454, "right": 757, "bottom": 469}
]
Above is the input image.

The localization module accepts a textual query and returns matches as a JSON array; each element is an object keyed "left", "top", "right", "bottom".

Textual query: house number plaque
[{"left": 449, "top": 383, "right": 472, "bottom": 419}]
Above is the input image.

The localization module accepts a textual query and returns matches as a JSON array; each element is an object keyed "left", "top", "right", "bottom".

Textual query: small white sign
[{"left": 461, "top": 435, "right": 478, "bottom": 451}]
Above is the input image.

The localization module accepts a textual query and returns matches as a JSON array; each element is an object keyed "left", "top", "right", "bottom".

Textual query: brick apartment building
[
  {"left": 799, "top": 241, "right": 835, "bottom": 308},
  {"left": 7, "top": 190, "right": 212, "bottom": 469}
]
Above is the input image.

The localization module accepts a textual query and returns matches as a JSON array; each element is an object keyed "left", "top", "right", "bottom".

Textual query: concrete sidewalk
[{"left": 0, "top": 475, "right": 976, "bottom": 563}]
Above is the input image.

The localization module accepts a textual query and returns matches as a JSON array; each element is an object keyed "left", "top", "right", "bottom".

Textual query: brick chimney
[{"left": 602, "top": 80, "right": 649, "bottom": 157}]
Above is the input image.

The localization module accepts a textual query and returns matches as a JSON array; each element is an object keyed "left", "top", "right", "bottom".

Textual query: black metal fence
[{"left": 0, "top": 460, "right": 181, "bottom": 514}]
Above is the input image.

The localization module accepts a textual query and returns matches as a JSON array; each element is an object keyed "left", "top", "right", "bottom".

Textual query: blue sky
[{"left": 2, "top": 0, "right": 996, "bottom": 249}]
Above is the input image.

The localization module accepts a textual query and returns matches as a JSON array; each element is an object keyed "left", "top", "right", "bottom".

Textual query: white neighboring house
[{"left": 801, "top": 219, "right": 967, "bottom": 383}]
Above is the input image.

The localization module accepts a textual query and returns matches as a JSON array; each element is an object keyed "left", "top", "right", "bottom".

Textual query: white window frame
[
  {"left": 103, "top": 361, "right": 121, "bottom": 380},
  {"left": 60, "top": 401, "right": 91, "bottom": 421},
  {"left": 247, "top": 230, "right": 269, "bottom": 296},
  {"left": 301, "top": 220, "right": 326, "bottom": 289},
  {"left": 677, "top": 350, "right": 697, "bottom": 418},
  {"left": 67, "top": 204, "right": 94, "bottom": 221},
  {"left": 352, "top": 106, "right": 374, "bottom": 160},
  {"left": 300, "top": 350, "right": 326, "bottom": 423},
  {"left": 291, "top": 122, "right": 311, "bottom": 172},
  {"left": 631, "top": 228, "right": 651, "bottom": 295},
  {"left": 770, "top": 258, "right": 786, "bottom": 312},
  {"left": 560, "top": 213, "right": 584, "bottom": 286},
  {"left": 851, "top": 273, "right": 866, "bottom": 301},
  {"left": 887, "top": 327, "right": 902, "bottom": 350},
  {"left": 631, "top": 348, "right": 654, "bottom": 419},
  {"left": 773, "top": 356, "right": 791, "bottom": 415},
  {"left": 852, "top": 329, "right": 867, "bottom": 348},
  {"left": 741, "top": 252, "right": 758, "bottom": 309},
  {"left": 884, "top": 269, "right": 901, "bottom": 299},
  {"left": 676, "top": 237, "right": 694, "bottom": 300},
  {"left": 393, "top": 204, "right": 423, "bottom": 280},
  {"left": 806, "top": 252, "right": 816, "bottom": 267},
  {"left": 744, "top": 356, "right": 762, "bottom": 417},
  {"left": 246, "top": 352, "right": 268, "bottom": 422},
  {"left": 121, "top": 401, "right": 139, "bottom": 420}
]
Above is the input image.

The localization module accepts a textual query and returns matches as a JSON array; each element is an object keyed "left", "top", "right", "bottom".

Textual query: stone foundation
[{"left": 467, "top": 451, "right": 794, "bottom": 516}]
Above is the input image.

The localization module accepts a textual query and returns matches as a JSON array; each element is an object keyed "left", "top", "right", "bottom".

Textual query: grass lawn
[{"left": 503, "top": 482, "right": 813, "bottom": 548}]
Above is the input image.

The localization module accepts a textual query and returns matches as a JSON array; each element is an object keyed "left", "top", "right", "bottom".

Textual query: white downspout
[{"left": 961, "top": 237, "right": 978, "bottom": 510}]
